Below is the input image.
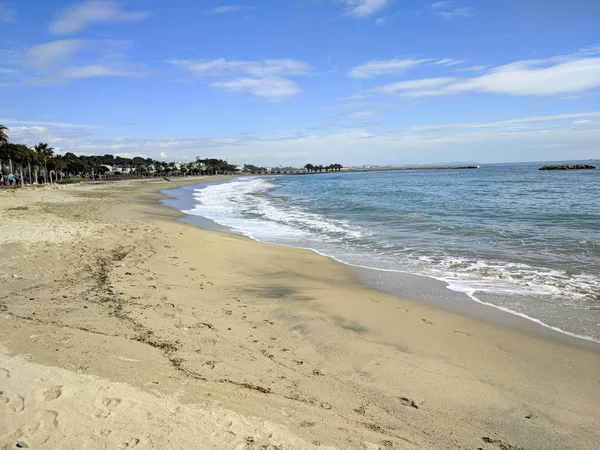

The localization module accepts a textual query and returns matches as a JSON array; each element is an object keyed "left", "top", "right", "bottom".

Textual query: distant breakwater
[
  {"left": 282, "top": 166, "right": 480, "bottom": 176},
  {"left": 539, "top": 164, "right": 596, "bottom": 171}
]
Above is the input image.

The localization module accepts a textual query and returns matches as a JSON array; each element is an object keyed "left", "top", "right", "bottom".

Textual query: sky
[{"left": 1, "top": 0, "right": 600, "bottom": 166}]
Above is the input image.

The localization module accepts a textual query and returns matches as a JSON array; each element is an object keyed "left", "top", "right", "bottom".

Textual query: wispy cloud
[
  {"left": 0, "top": 118, "right": 98, "bottom": 128},
  {"left": 436, "top": 7, "right": 474, "bottom": 20},
  {"left": 7, "top": 113, "right": 599, "bottom": 166},
  {"left": 26, "top": 40, "right": 87, "bottom": 68},
  {"left": 434, "top": 58, "right": 465, "bottom": 66},
  {"left": 347, "top": 109, "right": 380, "bottom": 120},
  {"left": 168, "top": 58, "right": 310, "bottom": 77},
  {"left": 375, "top": 11, "right": 401, "bottom": 26},
  {"left": 347, "top": 58, "right": 430, "bottom": 79},
  {"left": 211, "top": 77, "right": 301, "bottom": 102},
  {"left": 22, "top": 39, "right": 140, "bottom": 84},
  {"left": 347, "top": 57, "right": 466, "bottom": 78},
  {"left": 0, "top": 3, "right": 16, "bottom": 22},
  {"left": 431, "top": 1, "right": 451, "bottom": 9},
  {"left": 431, "top": 2, "right": 474, "bottom": 20},
  {"left": 457, "top": 65, "right": 488, "bottom": 72},
  {"left": 370, "top": 77, "right": 457, "bottom": 95},
  {"left": 169, "top": 58, "right": 310, "bottom": 101},
  {"left": 341, "top": 0, "right": 391, "bottom": 18},
  {"left": 51, "top": 65, "right": 139, "bottom": 82},
  {"left": 408, "top": 112, "right": 600, "bottom": 131},
  {"left": 365, "top": 51, "right": 600, "bottom": 98},
  {"left": 209, "top": 5, "right": 252, "bottom": 14},
  {"left": 49, "top": 0, "right": 149, "bottom": 34}
]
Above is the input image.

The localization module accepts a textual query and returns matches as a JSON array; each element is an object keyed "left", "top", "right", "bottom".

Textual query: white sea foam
[
  {"left": 181, "top": 177, "right": 600, "bottom": 344},
  {"left": 184, "top": 178, "right": 364, "bottom": 243}
]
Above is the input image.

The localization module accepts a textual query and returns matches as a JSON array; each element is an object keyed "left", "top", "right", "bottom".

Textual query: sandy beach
[{"left": 1, "top": 177, "right": 599, "bottom": 450}]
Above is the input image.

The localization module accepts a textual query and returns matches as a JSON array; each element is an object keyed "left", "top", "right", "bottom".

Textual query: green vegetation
[
  {"left": 304, "top": 163, "right": 343, "bottom": 173},
  {"left": 0, "top": 123, "right": 239, "bottom": 187}
]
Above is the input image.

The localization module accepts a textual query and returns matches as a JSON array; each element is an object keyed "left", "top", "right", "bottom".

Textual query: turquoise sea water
[{"left": 181, "top": 163, "right": 600, "bottom": 343}]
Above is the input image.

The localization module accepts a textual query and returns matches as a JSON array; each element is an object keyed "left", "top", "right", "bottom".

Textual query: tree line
[
  {"left": 0, "top": 124, "right": 239, "bottom": 186},
  {"left": 304, "top": 163, "right": 343, "bottom": 173}
]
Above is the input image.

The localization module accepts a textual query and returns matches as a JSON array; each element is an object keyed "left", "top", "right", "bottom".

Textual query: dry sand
[{"left": 1, "top": 177, "right": 599, "bottom": 450}]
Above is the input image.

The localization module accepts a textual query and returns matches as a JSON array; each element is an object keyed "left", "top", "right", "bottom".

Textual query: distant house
[{"left": 102, "top": 165, "right": 134, "bottom": 175}]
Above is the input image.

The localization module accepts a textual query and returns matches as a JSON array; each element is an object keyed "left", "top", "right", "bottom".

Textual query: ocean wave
[
  {"left": 183, "top": 177, "right": 365, "bottom": 242},
  {"left": 180, "top": 176, "right": 600, "bottom": 343}
]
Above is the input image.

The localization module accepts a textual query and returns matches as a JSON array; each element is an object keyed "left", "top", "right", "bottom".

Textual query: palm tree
[
  {"left": 0, "top": 124, "right": 8, "bottom": 185},
  {"left": 34, "top": 142, "right": 55, "bottom": 183},
  {"left": 185, "top": 162, "right": 194, "bottom": 176},
  {"left": 51, "top": 155, "right": 67, "bottom": 181},
  {"left": 0, "top": 124, "right": 8, "bottom": 146},
  {"left": 12, "top": 144, "right": 29, "bottom": 186},
  {"left": 0, "top": 143, "right": 29, "bottom": 186},
  {"left": 304, "top": 163, "right": 314, "bottom": 173}
]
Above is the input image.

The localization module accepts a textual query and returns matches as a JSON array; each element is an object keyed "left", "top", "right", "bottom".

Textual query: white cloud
[
  {"left": 370, "top": 77, "right": 457, "bottom": 95},
  {"left": 49, "top": 0, "right": 148, "bottom": 34},
  {"left": 209, "top": 5, "right": 252, "bottom": 14},
  {"left": 431, "top": 2, "right": 474, "bottom": 20},
  {"left": 347, "top": 110, "right": 379, "bottom": 120},
  {"left": 366, "top": 53, "right": 600, "bottom": 98},
  {"left": 375, "top": 11, "right": 401, "bottom": 26},
  {"left": 434, "top": 7, "right": 474, "bottom": 20},
  {"left": 21, "top": 39, "right": 138, "bottom": 84},
  {"left": 341, "top": 0, "right": 391, "bottom": 18},
  {"left": 170, "top": 58, "right": 310, "bottom": 101},
  {"left": 457, "top": 65, "right": 488, "bottom": 72},
  {"left": 434, "top": 58, "right": 465, "bottom": 66},
  {"left": 55, "top": 64, "right": 139, "bottom": 81},
  {"left": 7, "top": 114, "right": 600, "bottom": 166},
  {"left": 169, "top": 58, "right": 310, "bottom": 77},
  {"left": 0, "top": 118, "right": 98, "bottom": 128},
  {"left": 408, "top": 112, "right": 600, "bottom": 131},
  {"left": 347, "top": 58, "right": 429, "bottom": 79},
  {"left": 0, "top": 3, "right": 16, "bottom": 22},
  {"left": 211, "top": 77, "right": 301, "bottom": 102},
  {"left": 431, "top": 1, "right": 451, "bottom": 9},
  {"left": 26, "top": 40, "right": 86, "bottom": 68}
]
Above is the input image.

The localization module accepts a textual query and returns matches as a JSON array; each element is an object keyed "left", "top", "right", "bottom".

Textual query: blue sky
[{"left": 1, "top": 0, "right": 600, "bottom": 166}]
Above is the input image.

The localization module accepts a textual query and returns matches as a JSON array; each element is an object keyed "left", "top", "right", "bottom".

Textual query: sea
[{"left": 163, "top": 162, "right": 600, "bottom": 344}]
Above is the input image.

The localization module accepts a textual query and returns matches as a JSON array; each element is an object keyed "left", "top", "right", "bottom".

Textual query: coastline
[
  {"left": 1, "top": 177, "right": 600, "bottom": 449},
  {"left": 165, "top": 178, "right": 600, "bottom": 351}
]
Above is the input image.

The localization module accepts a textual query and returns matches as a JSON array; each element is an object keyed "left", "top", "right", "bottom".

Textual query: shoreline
[
  {"left": 1, "top": 177, "right": 599, "bottom": 449},
  {"left": 162, "top": 178, "right": 600, "bottom": 352}
]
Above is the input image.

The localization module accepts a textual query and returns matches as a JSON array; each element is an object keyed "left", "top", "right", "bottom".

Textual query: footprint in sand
[
  {"left": 92, "top": 397, "right": 123, "bottom": 420},
  {"left": 213, "top": 418, "right": 237, "bottom": 443},
  {"left": 454, "top": 330, "right": 473, "bottom": 337},
  {"left": 9, "top": 409, "right": 59, "bottom": 445},
  {"left": 120, "top": 438, "right": 140, "bottom": 448},
  {"left": 0, "top": 391, "right": 25, "bottom": 413},
  {"left": 397, "top": 397, "right": 419, "bottom": 409},
  {"left": 34, "top": 386, "right": 63, "bottom": 402},
  {"left": 0, "top": 368, "right": 10, "bottom": 378},
  {"left": 421, "top": 319, "right": 433, "bottom": 325}
]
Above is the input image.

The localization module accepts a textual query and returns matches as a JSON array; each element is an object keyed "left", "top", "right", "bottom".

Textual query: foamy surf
[{"left": 180, "top": 170, "right": 600, "bottom": 344}]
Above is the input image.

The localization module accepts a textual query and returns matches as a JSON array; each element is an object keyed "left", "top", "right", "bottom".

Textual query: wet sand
[{"left": 1, "top": 177, "right": 599, "bottom": 450}]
